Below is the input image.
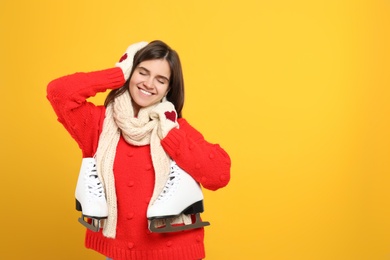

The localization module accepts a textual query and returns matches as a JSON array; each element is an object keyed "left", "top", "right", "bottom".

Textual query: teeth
[{"left": 140, "top": 89, "right": 152, "bottom": 96}]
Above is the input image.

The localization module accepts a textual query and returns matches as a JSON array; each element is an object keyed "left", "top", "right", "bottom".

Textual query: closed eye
[
  {"left": 157, "top": 77, "right": 169, "bottom": 84},
  {"left": 138, "top": 68, "right": 148, "bottom": 76}
]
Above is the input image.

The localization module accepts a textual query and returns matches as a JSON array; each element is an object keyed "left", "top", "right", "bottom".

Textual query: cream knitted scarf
[{"left": 96, "top": 90, "right": 187, "bottom": 238}]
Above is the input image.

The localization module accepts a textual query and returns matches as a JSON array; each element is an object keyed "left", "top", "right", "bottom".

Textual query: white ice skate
[
  {"left": 147, "top": 160, "right": 210, "bottom": 233},
  {"left": 75, "top": 157, "right": 108, "bottom": 232}
]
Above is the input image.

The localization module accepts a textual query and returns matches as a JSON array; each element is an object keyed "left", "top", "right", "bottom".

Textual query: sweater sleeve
[
  {"left": 46, "top": 67, "right": 125, "bottom": 157},
  {"left": 161, "top": 118, "right": 231, "bottom": 191}
]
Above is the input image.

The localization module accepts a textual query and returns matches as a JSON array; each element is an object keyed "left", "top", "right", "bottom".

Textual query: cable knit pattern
[{"left": 46, "top": 67, "right": 231, "bottom": 260}]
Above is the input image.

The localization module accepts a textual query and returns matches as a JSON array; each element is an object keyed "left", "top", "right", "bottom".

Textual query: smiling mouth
[{"left": 139, "top": 87, "right": 153, "bottom": 96}]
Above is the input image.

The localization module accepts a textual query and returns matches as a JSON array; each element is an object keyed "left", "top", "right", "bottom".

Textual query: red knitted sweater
[{"left": 47, "top": 67, "right": 231, "bottom": 260}]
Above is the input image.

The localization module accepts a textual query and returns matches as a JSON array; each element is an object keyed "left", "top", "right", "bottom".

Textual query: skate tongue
[
  {"left": 86, "top": 173, "right": 104, "bottom": 197},
  {"left": 157, "top": 176, "right": 176, "bottom": 201}
]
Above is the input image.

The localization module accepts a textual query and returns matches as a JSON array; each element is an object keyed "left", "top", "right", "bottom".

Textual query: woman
[{"left": 47, "top": 40, "right": 231, "bottom": 260}]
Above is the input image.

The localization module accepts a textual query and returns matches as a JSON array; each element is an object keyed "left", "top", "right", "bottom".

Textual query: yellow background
[{"left": 1, "top": 0, "right": 389, "bottom": 259}]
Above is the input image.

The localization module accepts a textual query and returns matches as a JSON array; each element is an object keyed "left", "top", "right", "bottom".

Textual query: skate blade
[
  {"left": 78, "top": 215, "right": 104, "bottom": 232},
  {"left": 149, "top": 213, "right": 210, "bottom": 233}
]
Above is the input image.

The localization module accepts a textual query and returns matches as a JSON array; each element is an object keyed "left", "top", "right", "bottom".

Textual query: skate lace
[
  {"left": 86, "top": 163, "right": 105, "bottom": 198},
  {"left": 156, "top": 163, "right": 180, "bottom": 201}
]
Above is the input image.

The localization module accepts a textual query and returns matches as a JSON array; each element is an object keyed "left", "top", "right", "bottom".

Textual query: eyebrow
[{"left": 138, "top": 66, "right": 170, "bottom": 82}]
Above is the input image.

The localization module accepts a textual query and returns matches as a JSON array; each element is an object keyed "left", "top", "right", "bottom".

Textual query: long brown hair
[{"left": 105, "top": 40, "right": 185, "bottom": 118}]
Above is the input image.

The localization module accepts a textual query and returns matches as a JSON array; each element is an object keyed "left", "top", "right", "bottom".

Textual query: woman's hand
[
  {"left": 150, "top": 102, "right": 179, "bottom": 138},
  {"left": 115, "top": 41, "right": 148, "bottom": 81}
]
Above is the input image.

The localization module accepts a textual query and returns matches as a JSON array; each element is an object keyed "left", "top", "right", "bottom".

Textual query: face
[{"left": 129, "top": 59, "right": 171, "bottom": 114}]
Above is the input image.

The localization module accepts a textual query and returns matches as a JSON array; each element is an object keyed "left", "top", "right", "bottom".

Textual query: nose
[{"left": 143, "top": 77, "right": 154, "bottom": 89}]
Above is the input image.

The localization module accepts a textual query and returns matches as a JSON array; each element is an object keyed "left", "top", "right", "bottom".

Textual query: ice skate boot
[
  {"left": 147, "top": 160, "right": 210, "bottom": 233},
  {"left": 75, "top": 157, "right": 108, "bottom": 232}
]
